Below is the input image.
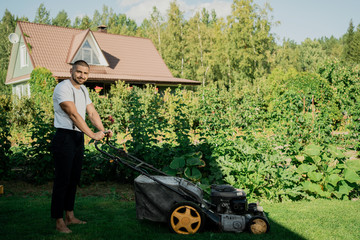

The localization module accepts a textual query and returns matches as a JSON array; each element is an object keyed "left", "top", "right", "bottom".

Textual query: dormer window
[
  {"left": 72, "top": 31, "right": 109, "bottom": 66},
  {"left": 76, "top": 40, "right": 100, "bottom": 65}
]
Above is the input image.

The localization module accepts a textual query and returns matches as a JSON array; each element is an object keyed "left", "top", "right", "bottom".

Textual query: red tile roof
[{"left": 6, "top": 21, "right": 200, "bottom": 86}]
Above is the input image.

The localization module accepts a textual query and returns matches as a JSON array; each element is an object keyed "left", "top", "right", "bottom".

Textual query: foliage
[
  {"left": 34, "top": 3, "right": 51, "bottom": 24},
  {"left": 52, "top": 10, "right": 71, "bottom": 27},
  {"left": 166, "top": 152, "right": 205, "bottom": 182},
  {"left": 18, "top": 107, "right": 55, "bottom": 184},
  {"left": 5, "top": 63, "right": 360, "bottom": 199},
  {"left": 0, "top": 95, "right": 12, "bottom": 179},
  {"left": 295, "top": 144, "right": 360, "bottom": 199},
  {"left": 8, "top": 68, "right": 56, "bottom": 184},
  {"left": 225, "top": 0, "right": 275, "bottom": 84},
  {"left": 0, "top": 9, "right": 16, "bottom": 95},
  {"left": 29, "top": 67, "right": 57, "bottom": 118},
  {"left": 342, "top": 19, "right": 360, "bottom": 63}
]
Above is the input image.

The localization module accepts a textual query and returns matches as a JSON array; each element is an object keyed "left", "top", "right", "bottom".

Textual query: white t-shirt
[{"left": 53, "top": 79, "right": 92, "bottom": 132}]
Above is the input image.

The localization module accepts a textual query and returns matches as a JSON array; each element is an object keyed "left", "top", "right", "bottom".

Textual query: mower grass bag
[{"left": 134, "top": 175, "right": 203, "bottom": 222}]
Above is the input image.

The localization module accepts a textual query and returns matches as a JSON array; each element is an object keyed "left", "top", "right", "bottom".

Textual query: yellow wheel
[
  {"left": 248, "top": 216, "right": 270, "bottom": 234},
  {"left": 168, "top": 202, "right": 204, "bottom": 234}
]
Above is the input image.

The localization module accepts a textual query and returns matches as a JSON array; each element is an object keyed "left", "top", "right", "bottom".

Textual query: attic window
[
  {"left": 20, "top": 44, "right": 28, "bottom": 68},
  {"left": 74, "top": 40, "right": 100, "bottom": 65}
]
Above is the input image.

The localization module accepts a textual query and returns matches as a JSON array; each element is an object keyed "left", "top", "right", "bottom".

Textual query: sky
[{"left": 1, "top": 0, "right": 360, "bottom": 44}]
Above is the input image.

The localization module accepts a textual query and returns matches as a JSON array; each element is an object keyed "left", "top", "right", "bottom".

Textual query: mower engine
[{"left": 210, "top": 184, "right": 268, "bottom": 233}]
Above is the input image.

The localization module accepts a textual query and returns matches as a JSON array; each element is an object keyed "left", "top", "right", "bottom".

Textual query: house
[{"left": 6, "top": 21, "right": 200, "bottom": 97}]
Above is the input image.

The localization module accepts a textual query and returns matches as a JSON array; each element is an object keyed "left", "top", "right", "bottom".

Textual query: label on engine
[{"left": 221, "top": 214, "right": 246, "bottom": 233}]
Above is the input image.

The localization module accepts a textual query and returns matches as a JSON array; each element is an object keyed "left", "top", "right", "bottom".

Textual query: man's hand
[
  {"left": 104, "top": 130, "right": 113, "bottom": 138},
  {"left": 92, "top": 131, "right": 106, "bottom": 141}
]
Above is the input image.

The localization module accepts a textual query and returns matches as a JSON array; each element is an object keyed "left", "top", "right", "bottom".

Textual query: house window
[
  {"left": 13, "top": 83, "right": 30, "bottom": 98},
  {"left": 74, "top": 40, "right": 100, "bottom": 65},
  {"left": 20, "top": 44, "right": 28, "bottom": 68}
]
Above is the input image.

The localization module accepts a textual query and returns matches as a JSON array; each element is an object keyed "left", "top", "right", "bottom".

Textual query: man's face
[{"left": 70, "top": 65, "right": 89, "bottom": 85}]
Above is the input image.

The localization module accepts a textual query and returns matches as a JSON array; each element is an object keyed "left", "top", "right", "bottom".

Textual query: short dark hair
[{"left": 72, "top": 60, "right": 89, "bottom": 69}]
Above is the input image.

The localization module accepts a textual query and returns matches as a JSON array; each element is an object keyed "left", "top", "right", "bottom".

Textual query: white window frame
[
  {"left": 20, "top": 44, "right": 28, "bottom": 68},
  {"left": 72, "top": 34, "right": 108, "bottom": 66}
]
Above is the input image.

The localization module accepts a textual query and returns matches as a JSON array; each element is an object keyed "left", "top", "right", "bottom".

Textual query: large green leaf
[
  {"left": 308, "top": 171, "right": 323, "bottom": 182},
  {"left": 336, "top": 181, "right": 353, "bottom": 198},
  {"left": 302, "top": 182, "right": 330, "bottom": 198},
  {"left": 318, "top": 189, "right": 331, "bottom": 198},
  {"left": 297, "top": 164, "right": 317, "bottom": 173},
  {"left": 345, "top": 159, "right": 360, "bottom": 172},
  {"left": 328, "top": 145, "right": 345, "bottom": 159},
  {"left": 169, "top": 156, "right": 185, "bottom": 169},
  {"left": 304, "top": 144, "right": 322, "bottom": 157},
  {"left": 302, "top": 181, "right": 321, "bottom": 193},
  {"left": 184, "top": 167, "right": 202, "bottom": 181},
  {"left": 325, "top": 174, "right": 342, "bottom": 186},
  {"left": 163, "top": 166, "right": 178, "bottom": 176},
  {"left": 186, "top": 153, "right": 204, "bottom": 166},
  {"left": 343, "top": 168, "right": 360, "bottom": 183}
]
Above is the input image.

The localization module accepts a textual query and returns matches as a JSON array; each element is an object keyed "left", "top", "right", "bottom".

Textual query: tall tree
[
  {"left": 162, "top": 1, "right": 186, "bottom": 78},
  {"left": 225, "top": 0, "right": 275, "bottom": 87},
  {"left": 107, "top": 13, "right": 137, "bottom": 36},
  {"left": 52, "top": 10, "right": 71, "bottom": 27},
  {"left": 92, "top": 10, "right": 101, "bottom": 30},
  {"left": 150, "top": 7, "right": 164, "bottom": 55},
  {"left": 140, "top": 7, "right": 164, "bottom": 55},
  {"left": 318, "top": 36, "right": 342, "bottom": 59},
  {"left": 79, "top": 15, "right": 92, "bottom": 29},
  {"left": 34, "top": 3, "right": 51, "bottom": 24},
  {"left": 342, "top": 20, "right": 360, "bottom": 63},
  {"left": 273, "top": 39, "right": 298, "bottom": 71},
  {"left": 184, "top": 9, "right": 217, "bottom": 85},
  {"left": 100, "top": 5, "right": 111, "bottom": 26},
  {"left": 73, "top": 16, "right": 82, "bottom": 28},
  {"left": 0, "top": 9, "right": 17, "bottom": 94},
  {"left": 342, "top": 19, "right": 355, "bottom": 62},
  {"left": 297, "top": 38, "right": 326, "bottom": 72},
  {"left": 353, "top": 25, "right": 360, "bottom": 63}
]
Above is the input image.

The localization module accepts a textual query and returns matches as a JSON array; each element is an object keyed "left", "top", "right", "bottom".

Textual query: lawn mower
[{"left": 95, "top": 138, "right": 270, "bottom": 235}]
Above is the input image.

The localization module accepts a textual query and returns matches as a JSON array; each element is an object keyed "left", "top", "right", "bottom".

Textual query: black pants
[{"left": 51, "top": 128, "right": 84, "bottom": 219}]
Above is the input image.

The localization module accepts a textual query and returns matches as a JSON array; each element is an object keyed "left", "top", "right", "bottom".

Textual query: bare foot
[
  {"left": 56, "top": 218, "right": 72, "bottom": 233},
  {"left": 65, "top": 211, "right": 87, "bottom": 225},
  {"left": 65, "top": 217, "right": 87, "bottom": 225}
]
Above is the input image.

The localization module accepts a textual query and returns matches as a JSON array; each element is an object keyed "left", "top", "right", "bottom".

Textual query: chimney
[{"left": 97, "top": 25, "right": 107, "bottom": 33}]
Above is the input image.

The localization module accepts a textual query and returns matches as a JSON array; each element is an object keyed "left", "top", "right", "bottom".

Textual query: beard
[{"left": 71, "top": 73, "right": 85, "bottom": 85}]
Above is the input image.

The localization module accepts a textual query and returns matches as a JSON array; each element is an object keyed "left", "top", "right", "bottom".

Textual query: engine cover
[
  {"left": 230, "top": 198, "right": 248, "bottom": 214},
  {"left": 220, "top": 214, "right": 246, "bottom": 233}
]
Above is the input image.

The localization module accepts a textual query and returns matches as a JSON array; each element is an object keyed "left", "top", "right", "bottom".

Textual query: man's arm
[
  {"left": 60, "top": 101, "right": 105, "bottom": 140},
  {"left": 86, "top": 103, "right": 113, "bottom": 138}
]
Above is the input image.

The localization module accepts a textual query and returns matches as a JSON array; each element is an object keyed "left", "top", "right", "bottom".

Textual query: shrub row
[{"left": 2, "top": 61, "right": 360, "bottom": 201}]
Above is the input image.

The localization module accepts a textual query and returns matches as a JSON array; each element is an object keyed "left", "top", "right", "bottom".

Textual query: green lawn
[{"left": 0, "top": 184, "right": 359, "bottom": 240}]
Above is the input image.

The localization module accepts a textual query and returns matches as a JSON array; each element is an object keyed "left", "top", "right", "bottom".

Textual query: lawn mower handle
[{"left": 93, "top": 136, "right": 204, "bottom": 205}]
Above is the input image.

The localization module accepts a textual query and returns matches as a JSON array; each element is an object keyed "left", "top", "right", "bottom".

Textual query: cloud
[
  {"left": 182, "top": 0, "right": 232, "bottom": 20},
  {"left": 117, "top": 0, "right": 232, "bottom": 24},
  {"left": 117, "top": 0, "right": 144, "bottom": 8},
  {"left": 124, "top": 0, "right": 170, "bottom": 23}
]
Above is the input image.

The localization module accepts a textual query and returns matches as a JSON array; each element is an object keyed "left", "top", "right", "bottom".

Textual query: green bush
[
  {"left": 8, "top": 68, "right": 56, "bottom": 184},
  {"left": 0, "top": 95, "right": 12, "bottom": 179}
]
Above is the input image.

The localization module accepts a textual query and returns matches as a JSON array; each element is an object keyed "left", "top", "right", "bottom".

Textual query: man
[{"left": 51, "top": 60, "right": 113, "bottom": 233}]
